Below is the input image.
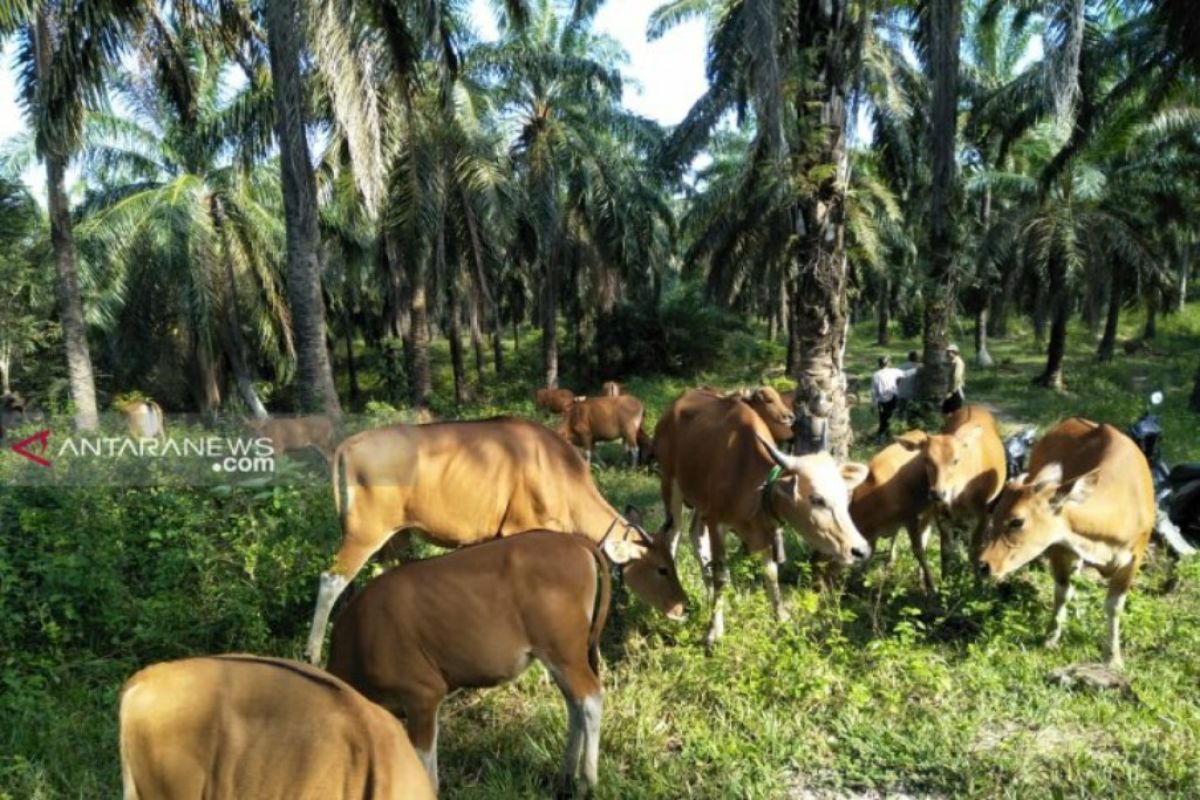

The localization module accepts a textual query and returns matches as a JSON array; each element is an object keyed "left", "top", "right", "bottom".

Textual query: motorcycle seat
[{"left": 1169, "top": 463, "right": 1200, "bottom": 484}]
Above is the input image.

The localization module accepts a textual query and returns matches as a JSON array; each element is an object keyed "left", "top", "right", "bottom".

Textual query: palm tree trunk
[
  {"left": 1143, "top": 289, "right": 1158, "bottom": 340},
  {"left": 1034, "top": 257, "right": 1069, "bottom": 390},
  {"left": 921, "top": 0, "right": 963, "bottom": 403},
  {"left": 876, "top": 278, "right": 890, "bottom": 345},
  {"left": 265, "top": 0, "right": 342, "bottom": 417},
  {"left": 1032, "top": 288, "right": 1048, "bottom": 347},
  {"left": 1097, "top": 268, "right": 1121, "bottom": 362},
  {"left": 448, "top": 278, "right": 466, "bottom": 407},
  {"left": 213, "top": 200, "right": 269, "bottom": 418},
  {"left": 34, "top": 14, "right": 98, "bottom": 431},
  {"left": 469, "top": 287, "right": 485, "bottom": 382},
  {"left": 975, "top": 305, "right": 993, "bottom": 367},
  {"left": 542, "top": 261, "right": 559, "bottom": 388},
  {"left": 1178, "top": 245, "right": 1190, "bottom": 312}
]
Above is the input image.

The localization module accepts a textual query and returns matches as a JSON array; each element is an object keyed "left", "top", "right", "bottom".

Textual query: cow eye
[
  {"left": 1007, "top": 517, "right": 1024, "bottom": 530},
  {"left": 810, "top": 494, "right": 826, "bottom": 509}
]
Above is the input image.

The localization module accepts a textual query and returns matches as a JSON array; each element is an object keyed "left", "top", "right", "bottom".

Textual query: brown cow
[
  {"left": 246, "top": 414, "right": 336, "bottom": 459},
  {"left": 536, "top": 387, "right": 576, "bottom": 414},
  {"left": 557, "top": 394, "right": 650, "bottom": 465},
  {"left": 903, "top": 405, "right": 1005, "bottom": 573},
  {"left": 849, "top": 430, "right": 938, "bottom": 593},
  {"left": 119, "top": 655, "right": 435, "bottom": 800},
  {"left": 330, "top": 530, "right": 634, "bottom": 795},
  {"left": 118, "top": 399, "right": 165, "bottom": 439},
  {"left": 655, "top": 389, "right": 870, "bottom": 649},
  {"left": 305, "top": 418, "right": 686, "bottom": 663},
  {"left": 979, "top": 418, "right": 1155, "bottom": 668},
  {"left": 698, "top": 385, "right": 796, "bottom": 446}
]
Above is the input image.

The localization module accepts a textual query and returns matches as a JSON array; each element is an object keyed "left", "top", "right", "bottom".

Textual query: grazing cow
[
  {"left": 849, "top": 430, "right": 938, "bottom": 593},
  {"left": 306, "top": 418, "right": 685, "bottom": 663},
  {"left": 246, "top": 414, "right": 336, "bottom": 459},
  {"left": 905, "top": 405, "right": 1005, "bottom": 571},
  {"left": 329, "top": 531, "right": 632, "bottom": 795},
  {"left": 600, "top": 380, "right": 622, "bottom": 396},
  {"left": 536, "top": 387, "right": 576, "bottom": 414},
  {"left": 979, "top": 418, "right": 1155, "bottom": 668},
  {"left": 118, "top": 655, "right": 435, "bottom": 800},
  {"left": 655, "top": 389, "right": 870, "bottom": 649},
  {"left": 557, "top": 394, "right": 650, "bottom": 465},
  {"left": 119, "top": 399, "right": 165, "bottom": 439}
]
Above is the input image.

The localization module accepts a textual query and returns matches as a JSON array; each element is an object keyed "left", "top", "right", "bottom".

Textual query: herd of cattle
[{"left": 100, "top": 381, "right": 1157, "bottom": 798}]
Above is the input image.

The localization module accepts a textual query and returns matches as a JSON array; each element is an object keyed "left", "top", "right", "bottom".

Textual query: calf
[
  {"left": 119, "top": 399, "right": 165, "bottom": 439},
  {"left": 850, "top": 430, "right": 938, "bottom": 593},
  {"left": 906, "top": 405, "right": 1005, "bottom": 572},
  {"left": 979, "top": 418, "right": 1155, "bottom": 668},
  {"left": 557, "top": 394, "right": 649, "bottom": 465},
  {"left": 329, "top": 530, "right": 628, "bottom": 796},
  {"left": 536, "top": 386, "right": 577, "bottom": 414},
  {"left": 246, "top": 414, "right": 335, "bottom": 459},
  {"left": 119, "top": 655, "right": 434, "bottom": 800}
]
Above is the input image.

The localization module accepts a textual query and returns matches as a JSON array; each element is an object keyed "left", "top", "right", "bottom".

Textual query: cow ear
[
  {"left": 841, "top": 462, "right": 870, "bottom": 492},
  {"left": 1031, "top": 462, "right": 1064, "bottom": 494},
  {"left": 602, "top": 536, "right": 644, "bottom": 566},
  {"left": 1049, "top": 469, "right": 1100, "bottom": 513}
]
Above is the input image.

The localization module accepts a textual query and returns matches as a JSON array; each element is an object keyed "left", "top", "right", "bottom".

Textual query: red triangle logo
[{"left": 12, "top": 429, "right": 52, "bottom": 467}]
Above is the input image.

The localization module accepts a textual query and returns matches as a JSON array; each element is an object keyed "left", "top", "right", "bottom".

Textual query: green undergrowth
[{"left": 2, "top": 305, "right": 1199, "bottom": 799}]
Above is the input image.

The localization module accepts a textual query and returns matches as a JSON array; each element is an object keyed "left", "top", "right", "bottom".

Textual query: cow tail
[
  {"left": 117, "top": 687, "right": 141, "bottom": 800},
  {"left": 332, "top": 443, "right": 348, "bottom": 522},
  {"left": 585, "top": 541, "right": 612, "bottom": 677}
]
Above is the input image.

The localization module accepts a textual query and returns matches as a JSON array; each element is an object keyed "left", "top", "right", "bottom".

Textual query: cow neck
[{"left": 760, "top": 464, "right": 785, "bottom": 525}]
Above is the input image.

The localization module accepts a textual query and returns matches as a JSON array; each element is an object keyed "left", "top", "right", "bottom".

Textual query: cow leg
[
  {"left": 405, "top": 696, "right": 443, "bottom": 793},
  {"left": 545, "top": 658, "right": 603, "bottom": 796},
  {"left": 689, "top": 510, "right": 713, "bottom": 596},
  {"left": 886, "top": 534, "right": 901, "bottom": 568},
  {"left": 306, "top": 510, "right": 394, "bottom": 664},
  {"left": 1044, "top": 549, "right": 1080, "bottom": 649},
  {"left": 1103, "top": 564, "right": 1136, "bottom": 669},
  {"left": 705, "top": 522, "right": 729, "bottom": 653},
  {"left": 907, "top": 521, "right": 937, "bottom": 595},
  {"left": 664, "top": 481, "right": 686, "bottom": 559},
  {"left": 760, "top": 549, "right": 790, "bottom": 623}
]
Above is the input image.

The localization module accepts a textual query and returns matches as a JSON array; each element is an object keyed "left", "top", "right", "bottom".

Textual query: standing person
[
  {"left": 871, "top": 356, "right": 904, "bottom": 440},
  {"left": 896, "top": 350, "right": 921, "bottom": 420},
  {"left": 942, "top": 343, "right": 966, "bottom": 414}
]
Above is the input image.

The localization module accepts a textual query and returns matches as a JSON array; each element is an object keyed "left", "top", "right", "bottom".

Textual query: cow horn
[{"left": 756, "top": 433, "right": 799, "bottom": 472}]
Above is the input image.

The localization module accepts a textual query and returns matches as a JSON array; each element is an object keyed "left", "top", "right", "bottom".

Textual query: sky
[{"left": 0, "top": 2, "right": 710, "bottom": 196}]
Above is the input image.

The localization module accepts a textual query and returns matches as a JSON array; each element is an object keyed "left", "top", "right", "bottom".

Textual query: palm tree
[
  {"left": 74, "top": 45, "right": 291, "bottom": 417},
  {"left": 264, "top": 0, "right": 342, "bottom": 415},
  {"left": 1, "top": 0, "right": 142, "bottom": 429}
]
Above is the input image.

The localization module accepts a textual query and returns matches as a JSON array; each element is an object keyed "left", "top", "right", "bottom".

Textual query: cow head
[
  {"left": 746, "top": 387, "right": 796, "bottom": 443},
  {"left": 602, "top": 511, "right": 687, "bottom": 621},
  {"left": 977, "top": 463, "right": 1100, "bottom": 580},
  {"left": 913, "top": 424, "right": 985, "bottom": 509},
  {"left": 757, "top": 435, "right": 872, "bottom": 565}
]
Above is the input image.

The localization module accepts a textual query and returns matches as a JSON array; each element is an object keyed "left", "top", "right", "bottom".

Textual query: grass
[{"left": 3, "top": 303, "right": 1200, "bottom": 799}]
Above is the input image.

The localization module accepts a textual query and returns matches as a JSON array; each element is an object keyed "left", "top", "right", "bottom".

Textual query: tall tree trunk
[
  {"left": 469, "top": 287, "right": 485, "bottom": 382},
  {"left": 265, "top": 0, "right": 342, "bottom": 417},
  {"left": 542, "top": 261, "right": 559, "bottom": 388},
  {"left": 786, "top": 276, "right": 802, "bottom": 377},
  {"left": 1097, "top": 268, "right": 1121, "bottom": 362},
  {"left": 408, "top": 257, "right": 431, "bottom": 409},
  {"left": 1178, "top": 245, "right": 1190, "bottom": 312},
  {"left": 492, "top": 328, "right": 503, "bottom": 375},
  {"left": 876, "top": 278, "right": 890, "bottom": 345},
  {"left": 989, "top": 263, "right": 1017, "bottom": 338},
  {"left": 790, "top": 0, "right": 860, "bottom": 458},
  {"left": 975, "top": 305, "right": 993, "bottom": 367},
  {"left": 1143, "top": 289, "right": 1158, "bottom": 340},
  {"left": 34, "top": 14, "right": 98, "bottom": 430},
  {"left": 921, "top": 0, "right": 963, "bottom": 403},
  {"left": 1034, "top": 257, "right": 1068, "bottom": 390},
  {"left": 213, "top": 199, "right": 269, "bottom": 418},
  {"left": 1032, "top": 287, "right": 1048, "bottom": 348},
  {"left": 448, "top": 278, "right": 466, "bottom": 407}
]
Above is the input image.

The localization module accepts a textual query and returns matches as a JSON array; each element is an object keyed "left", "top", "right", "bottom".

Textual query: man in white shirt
[{"left": 871, "top": 355, "right": 905, "bottom": 440}]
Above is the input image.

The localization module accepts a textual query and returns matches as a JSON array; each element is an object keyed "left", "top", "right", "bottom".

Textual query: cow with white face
[
  {"left": 654, "top": 388, "right": 870, "bottom": 649},
  {"left": 978, "top": 418, "right": 1155, "bottom": 668}
]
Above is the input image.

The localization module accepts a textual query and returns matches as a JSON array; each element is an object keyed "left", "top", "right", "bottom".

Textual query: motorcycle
[
  {"left": 1003, "top": 426, "right": 1039, "bottom": 480},
  {"left": 1128, "top": 391, "right": 1200, "bottom": 555}
]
